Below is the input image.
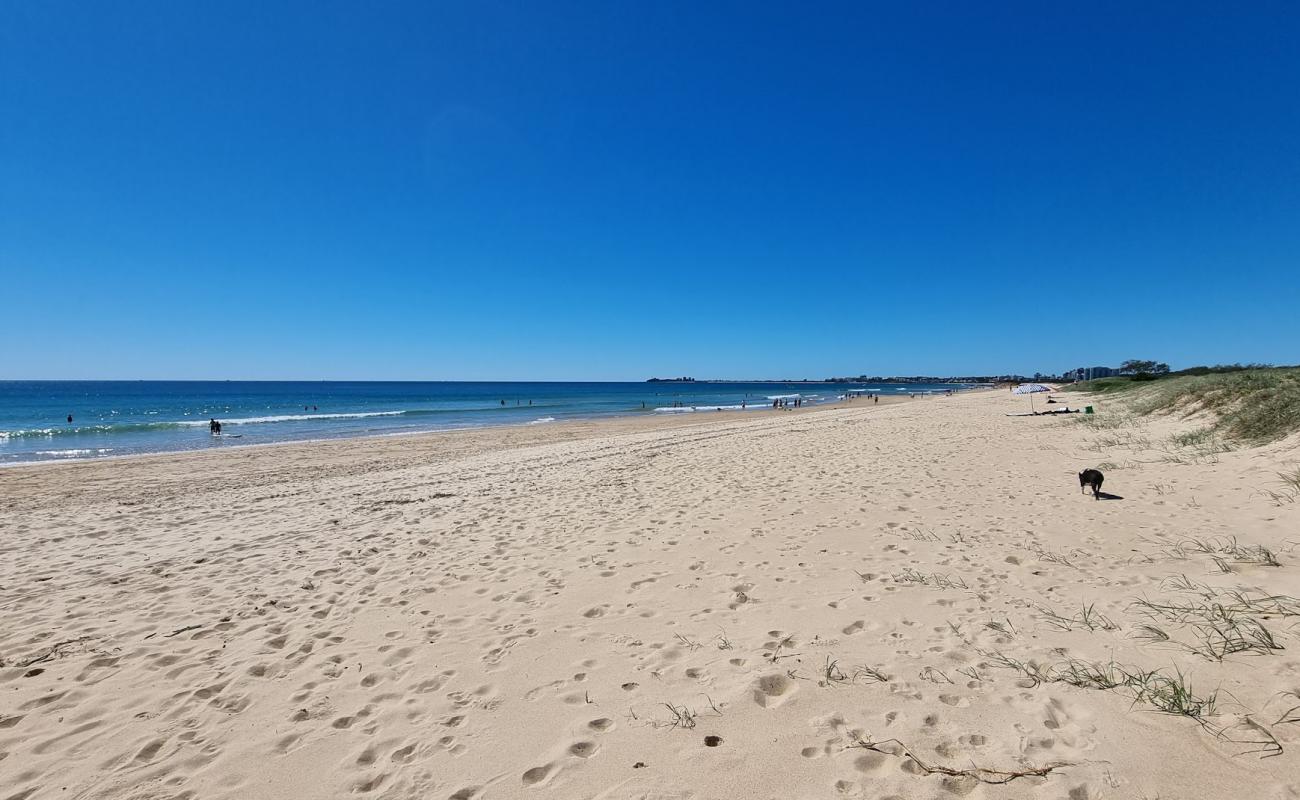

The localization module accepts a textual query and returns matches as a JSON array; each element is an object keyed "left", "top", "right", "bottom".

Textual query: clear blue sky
[{"left": 3, "top": 1, "right": 1297, "bottom": 380}]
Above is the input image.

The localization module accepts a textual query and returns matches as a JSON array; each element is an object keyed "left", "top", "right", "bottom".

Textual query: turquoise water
[{"left": 0, "top": 381, "right": 973, "bottom": 464}]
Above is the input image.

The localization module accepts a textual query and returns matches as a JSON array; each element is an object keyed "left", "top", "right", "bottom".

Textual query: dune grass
[{"left": 1071, "top": 367, "right": 1300, "bottom": 445}]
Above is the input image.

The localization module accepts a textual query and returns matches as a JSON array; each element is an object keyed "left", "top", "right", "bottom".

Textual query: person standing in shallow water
[
  {"left": 209, "top": 418, "right": 222, "bottom": 435},
  {"left": 66, "top": 414, "right": 73, "bottom": 423}
]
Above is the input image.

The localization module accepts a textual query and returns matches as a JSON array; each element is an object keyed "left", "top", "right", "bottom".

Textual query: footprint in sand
[
  {"left": 569, "top": 741, "right": 599, "bottom": 758},
  {"left": 390, "top": 743, "right": 418, "bottom": 763},
  {"left": 521, "top": 762, "right": 556, "bottom": 786},
  {"left": 754, "top": 674, "right": 798, "bottom": 708}
]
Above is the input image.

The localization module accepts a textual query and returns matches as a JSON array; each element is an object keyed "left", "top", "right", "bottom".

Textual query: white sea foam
[
  {"left": 0, "top": 429, "right": 55, "bottom": 439},
  {"left": 654, "top": 404, "right": 755, "bottom": 413},
  {"left": 526, "top": 416, "right": 557, "bottom": 425},
  {"left": 176, "top": 411, "right": 407, "bottom": 426},
  {"left": 765, "top": 394, "right": 801, "bottom": 400},
  {"left": 34, "top": 448, "right": 114, "bottom": 457}
]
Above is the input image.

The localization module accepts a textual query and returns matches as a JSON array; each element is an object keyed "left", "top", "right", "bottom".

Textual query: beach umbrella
[{"left": 1012, "top": 382, "right": 1052, "bottom": 411}]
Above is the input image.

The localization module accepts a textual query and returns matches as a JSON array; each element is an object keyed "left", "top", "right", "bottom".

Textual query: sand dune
[{"left": 2, "top": 390, "right": 1298, "bottom": 799}]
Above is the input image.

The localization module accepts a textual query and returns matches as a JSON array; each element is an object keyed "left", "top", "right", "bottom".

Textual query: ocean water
[{"left": 0, "top": 381, "right": 973, "bottom": 464}]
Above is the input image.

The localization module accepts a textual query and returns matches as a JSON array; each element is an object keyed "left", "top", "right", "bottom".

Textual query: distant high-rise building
[{"left": 1067, "top": 366, "right": 1116, "bottom": 381}]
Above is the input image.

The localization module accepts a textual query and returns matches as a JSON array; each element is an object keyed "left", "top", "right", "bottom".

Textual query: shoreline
[
  {"left": 0, "top": 381, "right": 980, "bottom": 468},
  {"left": 0, "top": 392, "right": 921, "bottom": 473}
]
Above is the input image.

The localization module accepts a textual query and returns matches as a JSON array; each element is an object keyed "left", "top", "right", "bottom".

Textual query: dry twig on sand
[
  {"left": 16, "top": 637, "right": 91, "bottom": 668},
  {"left": 847, "top": 733, "right": 1073, "bottom": 784}
]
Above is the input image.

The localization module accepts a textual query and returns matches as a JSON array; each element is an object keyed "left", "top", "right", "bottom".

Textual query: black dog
[{"left": 1078, "top": 468, "right": 1104, "bottom": 500}]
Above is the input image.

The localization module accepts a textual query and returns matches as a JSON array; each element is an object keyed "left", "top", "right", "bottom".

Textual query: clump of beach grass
[
  {"left": 1181, "top": 535, "right": 1281, "bottom": 568},
  {"left": 660, "top": 702, "right": 698, "bottom": 729},
  {"left": 1038, "top": 601, "right": 1121, "bottom": 633},
  {"left": 1262, "top": 466, "right": 1300, "bottom": 504},
  {"left": 1279, "top": 466, "right": 1300, "bottom": 494},
  {"left": 891, "top": 567, "right": 969, "bottom": 590},
  {"left": 1086, "top": 430, "right": 1153, "bottom": 453},
  {"left": 673, "top": 633, "right": 703, "bottom": 651},
  {"left": 976, "top": 649, "right": 1220, "bottom": 724},
  {"left": 1160, "top": 427, "right": 1232, "bottom": 464},
  {"left": 1154, "top": 536, "right": 1281, "bottom": 568},
  {"left": 857, "top": 664, "right": 890, "bottom": 683},
  {"left": 1128, "top": 579, "right": 1294, "bottom": 661},
  {"left": 820, "top": 656, "right": 851, "bottom": 686}
]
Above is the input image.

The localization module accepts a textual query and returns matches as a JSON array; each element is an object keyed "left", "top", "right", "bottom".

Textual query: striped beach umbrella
[{"left": 1012, "top": 382, "right": 1053, "bottom": 411}]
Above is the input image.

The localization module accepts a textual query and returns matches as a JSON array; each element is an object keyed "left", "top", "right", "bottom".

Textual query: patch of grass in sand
[
  {"left": 1168, "top": 427, "right": 1217, "bottom": 448},
  {"left": 1276, "top": 691, "right": 1300, "bottom": 726},
  {"left": 1181, "top": 535, "right": 1281, "bottom": 568},
  {"left": 1038, "top": 601, "right": 1121, "bottom": 633},
  {"left": 1262, "top": 466, "right": 1300, "bottom": 504},
  {"left": 1074, "top": 410, "right": 1140, "bottom": 430},
  {"left": 1021, "top": 538, "right": 1086, "bottom": 569},
  {"left": 817, "top": 656, "right": 889, "bottom": 687},
  {"left": 673, "top": 633, "right": 703, "bottom": 651},
  {"left": 856, "top": 664, "right": 890, "bottom": 683},
  {"left": 1185, "top": 617, "right": 1283, "bottom": 661},
  {"left": 891, "top": 567, "right": 969, "bottom": 590},
  {"left": 1151, "top": 536, "right": 1282, "bottom": 568},
  {"left": 893, "top": 526, "right": 942, "bottom": 542},
  {"left": 1085, "top": 430, "right": 1153, "bottom": 452},
  {"left": 1279, "top": 466, "right": 1300, "bottom": 493},
  {"left": 1072, "top": 367, "right": 1300, "bottom": 445},
  {"left": 984, "top": 616, "right": 1018, "bottom": 637},
  {"left": 1128, "top": 580, "right": 1295, "bottom": 662},
  {"left": 659, "top": 702, "right": 698, "bottom": 729},
  {"left": 1129, "top": 624, "right": 1172, "bottom": 644},
  {"left": 977, "top": 649, "right": 1219, "bottom": 722},
  {"left": 820, "top": 657, "right": 852, "bottom": 686}
]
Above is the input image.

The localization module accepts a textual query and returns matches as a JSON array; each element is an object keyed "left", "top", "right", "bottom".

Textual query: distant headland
[{"left": 645, "top": 377, "right": 696, "bottom": 383}]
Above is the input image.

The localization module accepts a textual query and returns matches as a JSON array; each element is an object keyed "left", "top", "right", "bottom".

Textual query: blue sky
[{"left": 2, "top": 1, "right": 1297, "bottom": 380}]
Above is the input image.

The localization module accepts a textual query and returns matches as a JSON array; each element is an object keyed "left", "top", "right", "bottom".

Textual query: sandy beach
[{"left": 2, "top": 389, "right": 1297, "bottom": 800}]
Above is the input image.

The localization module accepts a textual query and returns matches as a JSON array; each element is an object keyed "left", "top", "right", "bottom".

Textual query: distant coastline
[{"left": 648, "top": 376, "right": 1009, "bottom": 385}]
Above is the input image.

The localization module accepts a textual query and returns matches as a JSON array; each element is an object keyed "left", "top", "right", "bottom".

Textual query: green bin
[{"left": 1085, "top": 406, "right": 1094, "bottom": 414}]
